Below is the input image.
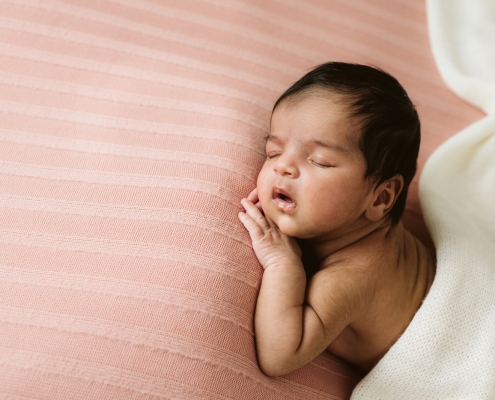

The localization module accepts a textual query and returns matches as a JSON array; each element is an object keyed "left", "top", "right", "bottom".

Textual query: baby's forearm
[
  {"left": 254, "top": 260, "right": 308, "bottom": 375},
  {"left": 237, "top": 192, "right": 326, "bottom": 375}
]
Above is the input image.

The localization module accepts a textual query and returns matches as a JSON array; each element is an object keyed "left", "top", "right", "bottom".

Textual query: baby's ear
[{"left": 365, "top": 175, "right": 404, "bottom": 222}]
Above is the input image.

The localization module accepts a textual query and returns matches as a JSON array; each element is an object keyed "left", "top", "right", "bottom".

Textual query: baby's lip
[
  {"left": 272, "top": 187, "right": 297, "bottom": 213},
  {"left": 272, "top": 186, "right": 293, "bottom": 201}
]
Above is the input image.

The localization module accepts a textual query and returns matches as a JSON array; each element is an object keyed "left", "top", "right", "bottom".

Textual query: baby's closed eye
[
  {"left": 266, "top": 153, "right": 280, "bottom": 160},
  {"left": 309, "top": 159, "right": 333, "bottom": 168}
]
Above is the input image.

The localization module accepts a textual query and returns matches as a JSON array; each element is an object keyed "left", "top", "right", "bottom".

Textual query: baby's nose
[{"left": 273, "top": 157, "right": 299, "bottom": 178}]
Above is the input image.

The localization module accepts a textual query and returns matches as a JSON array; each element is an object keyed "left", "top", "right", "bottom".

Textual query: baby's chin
[{"left": 266, "top": 214, "right": 310, "bottom": 238}]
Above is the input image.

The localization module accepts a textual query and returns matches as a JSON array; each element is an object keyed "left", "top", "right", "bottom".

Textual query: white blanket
[{"left": 351, "top": 0, "right": 495, "bottom": 398}]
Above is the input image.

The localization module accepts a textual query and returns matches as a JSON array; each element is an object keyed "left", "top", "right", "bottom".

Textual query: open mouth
[{"left": 272, "top": 188, "right": 297, "bottom": 212}]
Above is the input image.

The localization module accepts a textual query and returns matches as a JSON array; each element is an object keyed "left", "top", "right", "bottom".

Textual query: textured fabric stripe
[
  {"left": 2, "top": 0, "right": 301, "bottom": 78},
  {"left": 0, "top": 160, "right": 244, "bottom": 204},
  {"left": 0, "top": 67, "right": 269, "bottom": 130},
  {"left": 0, "top": 193, "right": 251, "bottom": 246},
  {"left": 0, "top": 241, "right": 259, "bottom": 312},
  {"left": 0, "top": 177, "right": 248, "bottom": 224},
  {"left": 105, "top": 0, "right": 322, "bottom": 62},
  {"left": 0, "top": 98, "right": 266, "bottom": 150},
  {"left": 0, "top": 306, "right": 257, "bottom": 373},
  {"left": 0, "top": 392, "right": 37, "bottom": 400},
  {"left": 0, "top": 79, "right": 265, "bottom": 135},
  {"left": 191, "top": 0, "right": 440, "bottom": 86},
  {"left": 276, "top": 0, "right": 427, "bottom": 54},
  {"left": 0, "top": 126, "right": 259, "bottom": 178},
  {"left": 292, "top": 0, "right": 426, "bottom": 34},
  {"left": 0, "top": 265, "right": 253, "bottom": 332},
  {"left": 0, "top": 43, "right": 272, "bottom": 111},
  {"left": 0, "top": 342, "right": 339, "bottom": 400},
  {"left": 0, "top": 346, "right": 235, "bottom": 400},
  {"left": 0, "top": 364, "right": 229, "bottom": 400},
  {"left": 0, "top": 12, "right": 285, "bottom": 94},
  {"left": 198, "top": 0, "right": 427, "bottom": 57},
  {"left": 0, "top": 228, "right": 259, "bottom": 287},
  {"left": 393, "top": 0, "right": 424, "bottom": 11}
]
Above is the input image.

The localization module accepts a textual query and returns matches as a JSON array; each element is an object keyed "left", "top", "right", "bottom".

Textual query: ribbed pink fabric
[{"left": 0, "top": 1, "right": 483, "bottom": 399}]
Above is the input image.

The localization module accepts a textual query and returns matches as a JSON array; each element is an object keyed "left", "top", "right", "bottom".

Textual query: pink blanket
[{"left": 0, "top": 0, "right": 483, "bottom": 398}]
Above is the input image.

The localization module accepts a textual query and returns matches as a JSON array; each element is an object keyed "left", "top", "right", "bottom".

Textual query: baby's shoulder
[
  {"left": 308, "top": 245, "right": 380, "bottom": 322},
  {"left": 318, "top": 233, "right": 398, "bottom": 280},
  {"left": 310, "top": 236, "right": 399, "bottom": 319},
  {"left": 327, "top": 237, "right": 392, "bottom": 266}
]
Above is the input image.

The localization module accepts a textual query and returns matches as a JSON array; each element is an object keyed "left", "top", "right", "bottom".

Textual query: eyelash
[
  {"left": 310, "top": 159, "right": 332, "bottom": 168},
  {"left": 266, "top": 154, "right": 332, "bottom": 168}
]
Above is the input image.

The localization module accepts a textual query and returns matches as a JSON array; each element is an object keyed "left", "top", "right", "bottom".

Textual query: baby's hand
[
  {"left": 246, "top": 187, "right": 263, "bottom": 212},
  {"left": 238, "top": 188, "right": 302, "bottom": 270}
]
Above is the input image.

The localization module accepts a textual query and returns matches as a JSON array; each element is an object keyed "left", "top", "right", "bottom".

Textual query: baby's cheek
[
  {"left": 256, "top": 172, "right": 270, "bottom": 202},
  {"left": 307, "top": 192, "right": 341, "bottom": 222},
  {"left": 259, "top": 192, "right": 272, "bottom": 217}
]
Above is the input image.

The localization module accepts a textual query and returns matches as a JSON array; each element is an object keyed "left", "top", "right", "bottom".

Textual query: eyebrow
[
  {"left": 309, "top": 139, "right": 350, "bottom": 153},
  {"left": 264, "top": 134, "right": 349, "bottom": 153}
]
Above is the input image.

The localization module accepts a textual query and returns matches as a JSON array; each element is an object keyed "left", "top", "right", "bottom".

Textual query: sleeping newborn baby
[{"left": 238, "top": 62, "right": 436, "bottom": 376}]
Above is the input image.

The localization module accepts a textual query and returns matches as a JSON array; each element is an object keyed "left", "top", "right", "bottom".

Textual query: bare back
[{"left": 312, "top": 223, "right": 436, "bottom": 372}]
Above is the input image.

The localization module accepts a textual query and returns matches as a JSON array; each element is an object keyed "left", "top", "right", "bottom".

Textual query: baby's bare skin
[
  {"left": 241, "top": 186, "right": 435, "bottom": 375},
  {"left": 318, "top": 223, "right": 435, "bottom": 372},
  {"left": 238, "top": 95, "right": 435, "bottom": 376}
]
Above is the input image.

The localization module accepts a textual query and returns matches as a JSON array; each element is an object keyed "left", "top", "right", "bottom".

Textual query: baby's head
[{"left": 257, "top": 62, "right": 420, "bottom": 239}]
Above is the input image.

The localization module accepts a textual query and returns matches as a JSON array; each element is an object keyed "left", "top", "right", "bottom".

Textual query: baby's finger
[
  {"left": 246, "top": 189, "right": 264, "bottom": 213},
  {"left": 238, "top": 211, "right": 265, "bottom": 241},
  {"left": 240, "top": 198, "right": 270, "bottom": 231},
  {"left": 265, "top": 215, "right": 277, "bottom": 229},
  {"left": 247, "top": 188, "right": 259, "bottom": 203}
]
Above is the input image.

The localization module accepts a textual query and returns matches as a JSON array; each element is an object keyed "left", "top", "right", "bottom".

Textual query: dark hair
[{"left": 272, "top": 62, "right": 420, "bottom": 226}]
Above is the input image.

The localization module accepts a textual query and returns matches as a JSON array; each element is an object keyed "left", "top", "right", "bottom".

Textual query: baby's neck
[{"left": 305, "top": 219, "right": 395, "bottom": 264}]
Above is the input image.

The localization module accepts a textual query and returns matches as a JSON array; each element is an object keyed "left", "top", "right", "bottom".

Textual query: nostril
[{"left": 273, "top": 159, "right": 298, "bottom": 177}]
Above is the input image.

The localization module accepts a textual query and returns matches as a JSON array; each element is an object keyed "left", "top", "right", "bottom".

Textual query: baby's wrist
[{"left": 263, "top": 258, "right": 304, "bottom": 272}]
